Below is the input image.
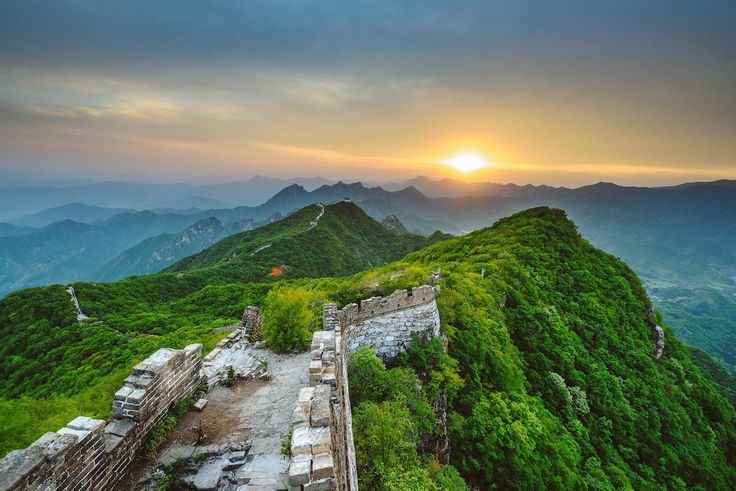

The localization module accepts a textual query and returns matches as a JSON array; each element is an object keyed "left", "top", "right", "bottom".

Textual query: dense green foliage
[
  {"left": 349, "top": 341, "right": 467, "bottom": 490},
  {"left": 262, "top": 286, "right": 322, "bottom": 352},
  {"left": 689, "top": 346, "right": 736, "bottom": 405},
  {"left": 399, "top": 207, "right": 736, "bottom": 489}
]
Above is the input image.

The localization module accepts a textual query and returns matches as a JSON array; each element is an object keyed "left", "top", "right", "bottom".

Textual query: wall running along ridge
[
  {"left": 287, "top": 285, "right": 442, "bottom": 490},
  {"left": 0, "top": 344, "right": 204, "bottom": 491}
]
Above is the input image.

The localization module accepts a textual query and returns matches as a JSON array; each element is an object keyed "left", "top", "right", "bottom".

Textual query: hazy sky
[{"left": 0, "top": 0, "right": 734, "bottom": 186}]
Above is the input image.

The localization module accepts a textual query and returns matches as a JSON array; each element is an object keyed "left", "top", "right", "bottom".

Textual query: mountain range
[
  {"left": 0, "top": 203, "right": 733, "bottom": 488},
  {"left": 0, "top": 176, "right": 333, "bottom": 220},
  {"left": 0, "top": 177, "right": 734, "bottom": 379}
]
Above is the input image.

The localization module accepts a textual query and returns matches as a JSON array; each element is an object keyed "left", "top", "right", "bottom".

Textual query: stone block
[
  {"left": 322, "top": 373, "right": 336, "bottom": 386},
  {"left": 305, "top": 477, "right": 337, "bottom": 490},
  {"left": 105, "top": 419, "right": 136, "bottom": 439},
  {"left": 57, "top": 427, "right": 90, "bottom": 440},
  {"left": 104, "top": 433, "right": 125, "bottom": 453},
  {"left": 126, "top": 388, "right": 146, "bottom": 404},
  {"left": 188, "top": 461, "right": 222, "bottom": 490},
  {"left": 310, "top": 386, "right": 331, "bottom": 427},
  {"left": 67, "top": 416, "right": 105, "bottom": 432},
  {"left": 229, "top": 450, "right": 246, "bottom": 462},
  {"left": 114, "top": 385, "right": 133, "bottom": 401},
  {"left": 310, "top": 427, "right": 331, "bottom": 454},
  {"left": 288, "top": 455, "right": 311, "bottom": 486},
  {"left": 31, "top": 431, "right": 59, "bottom": 448},
  {"left": 193, "top": 398, "right": 208, "bottom": 411},
  {"left": 309, "top": 360, "right": 322, "bottom": 374},
  {"left": 292, "top": 404, "right": 309, "bottom": 427},
  {"left": 291, "top": 426, "right": 312, "bottom": 456},
  {"left": 311, "top": 452, "right": 335, "bottom": 480}
]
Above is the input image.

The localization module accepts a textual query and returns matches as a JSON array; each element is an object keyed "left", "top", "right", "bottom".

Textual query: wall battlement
[
  {"left": 340, "top": 285, "right": 441, "bottom": 360},
  {"left": 0, "top": 344, "right": 204, "bottom": 491},
  {"left": 339, "top": 285, "right": 436, "bottom": 326}
]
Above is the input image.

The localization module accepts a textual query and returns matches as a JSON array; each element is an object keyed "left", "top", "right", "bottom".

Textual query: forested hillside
[
  {"left": 166, "top": 201, "right": 447, "bottom": 281},
  {"left": 0, "top": 201, "right": 444, "bottom": 455},
  {"left": 341, "top": 207, "right": 736, "bottom": 488},
  {"left": 1, "top": 205, "right": 734, "bottom": 489}
]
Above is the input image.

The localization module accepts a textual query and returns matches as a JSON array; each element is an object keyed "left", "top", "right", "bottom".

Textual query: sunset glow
[
  {"left": 0, "top": 2, "right": 733, "bottom": 186},
  {"left": 442, "top": 153, "right": 491, "bottom": 173}
]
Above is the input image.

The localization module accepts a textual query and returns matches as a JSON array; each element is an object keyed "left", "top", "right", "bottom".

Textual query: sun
[{"left": 442, "top": 153, "right": 490, "bottom": 173}]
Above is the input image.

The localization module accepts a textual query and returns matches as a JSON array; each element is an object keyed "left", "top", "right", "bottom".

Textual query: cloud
[
  {"left": 23, "top": 103, "right": 103, "bottom": 118},
  {"left": 0, "top": 1, "right": 733, "bottom": 184},
  {"left": 251, "top": 142, "right": 430, "bottom": 167},
  {"left": 103, "top": 97, "right": 183, "bottom": 123}
]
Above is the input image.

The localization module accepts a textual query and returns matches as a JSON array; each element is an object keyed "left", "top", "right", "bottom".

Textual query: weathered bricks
[{"left": 0, "top": 344, "right": 204, "bottom": 491}]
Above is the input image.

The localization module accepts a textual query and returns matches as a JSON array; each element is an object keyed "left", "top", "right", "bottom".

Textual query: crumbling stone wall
[
  {"left": 0, "top": 344, "right": 204, "bottom": 491},
  {"left": 241, "top": 305, "right": 263, "bottom": 342},
  {"left": 288, "top": 285, "right": 440, "bottom": 490}
]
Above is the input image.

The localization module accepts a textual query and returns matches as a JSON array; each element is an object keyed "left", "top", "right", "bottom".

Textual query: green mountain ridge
[
  {"left": 345, "top": 207, "right": 736, "bottom": 488},
  {"left": 93, "top": 216, "right": 256, "bottom": 281},
  {"left": 165, "top": 201, "right": 447, "bottom": 282}
]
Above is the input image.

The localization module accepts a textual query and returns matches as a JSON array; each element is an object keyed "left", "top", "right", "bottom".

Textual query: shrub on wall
[{"left": 262, "top": 286, "right": 317, "bottom": 353}]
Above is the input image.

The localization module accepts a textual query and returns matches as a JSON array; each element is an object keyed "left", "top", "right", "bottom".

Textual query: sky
[{"left": 0, "top": 0, "right": 734, "bottom": 187}]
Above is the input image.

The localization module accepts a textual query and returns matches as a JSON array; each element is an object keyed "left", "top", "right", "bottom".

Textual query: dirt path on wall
[{"left": 126, "top": 347, "right": 310, "bottom": 490}]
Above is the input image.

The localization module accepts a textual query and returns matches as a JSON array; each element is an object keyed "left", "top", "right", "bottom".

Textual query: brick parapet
[{"left": 0, "top": 344, "right": 204, "bottom": 491}]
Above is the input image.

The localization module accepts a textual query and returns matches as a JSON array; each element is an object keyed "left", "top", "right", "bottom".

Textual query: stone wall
[
  {"left": 287, "top": 285, "right": 440, "bottom": 490},
  {"left": 241, "top": 305, "right": 263, "bottom": 342},
  {"left": 341, "top": 285, "right": 441, "bottom": 360},
  {"left": 0, "top": 344, "right": 204, "bottom": 491}
]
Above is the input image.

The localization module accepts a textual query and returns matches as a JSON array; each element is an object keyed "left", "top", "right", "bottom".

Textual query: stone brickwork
[
  {"left": 288, "top": 284, "right": 440, "bottom": 490},
  {"left": 341, "top": 285, "right": 441, "bottom": 360},
  {"left": 241, "top": 305, "right": 263, "bottom": 342},
  {"left": 0, "top": 344, "right": 204, "bottom": 491}
]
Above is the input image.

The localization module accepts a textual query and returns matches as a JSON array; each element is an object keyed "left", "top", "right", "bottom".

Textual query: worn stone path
[
  {"left": 130, "top": 343, "right": 310, "bottom": 490},
  {"left": 231, "top": 348, "right": 310, "bottom": 490}
]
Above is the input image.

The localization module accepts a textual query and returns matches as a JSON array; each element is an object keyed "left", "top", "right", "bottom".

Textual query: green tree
[{"left": 262, "top": 286, "right": 316, "bottom": 353}]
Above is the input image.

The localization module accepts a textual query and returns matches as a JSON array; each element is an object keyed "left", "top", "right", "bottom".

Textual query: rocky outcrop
[
  {"left": 655, "top": 325, "right": 665, "bottom": 359},
  {"left": 66, "top": 285, "right": 88, "bottom": 323},
  {"left": 381, "top": 214, "right": 409, "bottom": 235}
]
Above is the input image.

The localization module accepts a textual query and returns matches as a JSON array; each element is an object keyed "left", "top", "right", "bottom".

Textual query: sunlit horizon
[{"left": 0, "top": 1, "right": 733, "bottom": 187}]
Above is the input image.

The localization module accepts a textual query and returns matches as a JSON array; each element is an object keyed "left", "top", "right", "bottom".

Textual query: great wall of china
[{"left": 0, "top": 284, "right": 441, "bottom": 491}]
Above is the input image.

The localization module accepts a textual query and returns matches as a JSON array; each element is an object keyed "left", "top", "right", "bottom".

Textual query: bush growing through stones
[{"left": 263, "top": 286, "right": 318, "bottom": 353}]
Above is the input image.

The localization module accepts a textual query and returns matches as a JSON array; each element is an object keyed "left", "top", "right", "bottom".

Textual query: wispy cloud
[
  {"left": 250, "top": 142, "right": 432, "bottom": 167},
  {"left": 23, "top": 103, "right": 103, "bottom": 118}
]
